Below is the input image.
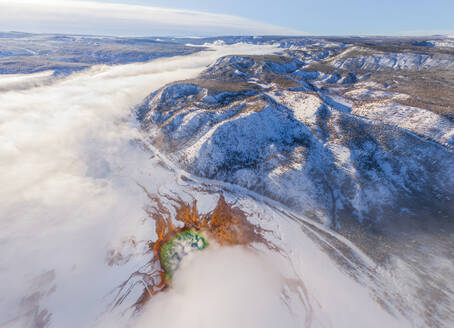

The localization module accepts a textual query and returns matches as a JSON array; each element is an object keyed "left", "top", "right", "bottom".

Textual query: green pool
[{"left": 160, "top": 229, "right": 208, "bottom": 280}]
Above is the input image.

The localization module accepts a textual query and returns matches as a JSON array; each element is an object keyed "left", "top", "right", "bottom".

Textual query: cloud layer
[{"left": 0, "top": 0, "right": 305, "bottom": 36}]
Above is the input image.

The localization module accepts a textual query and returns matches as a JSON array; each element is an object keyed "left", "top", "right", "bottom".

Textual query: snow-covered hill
[
  {"left": 139, "top": 53, "right": 454, "bottom": 228},
  {"left": 330, "top": 48, "right": 454, "bottom": 72},
  {"left": 137, "top": 46, "right": 454, "bottom": 328}
]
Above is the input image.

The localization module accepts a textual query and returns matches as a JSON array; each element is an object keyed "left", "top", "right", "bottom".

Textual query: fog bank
[{"left": 0, "top": 43, "right": 280, "bottom": 327}]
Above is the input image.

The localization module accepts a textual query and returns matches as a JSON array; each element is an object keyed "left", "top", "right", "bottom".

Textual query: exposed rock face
[{"left": 138, "top": 46, "right": 454, "bottom": 232}]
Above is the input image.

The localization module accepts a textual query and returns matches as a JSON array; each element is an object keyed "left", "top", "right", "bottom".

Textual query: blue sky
[
  {"left": 96, "top": 0, "right": 454, "bottom": 35},
  {"left": 0, "top": 0, "right": 453, "bottom": 36}
]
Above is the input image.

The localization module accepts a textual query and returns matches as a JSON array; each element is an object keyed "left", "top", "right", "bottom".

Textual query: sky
[{"left": 0, "top": 0, "right": 453, "bottom": 37}]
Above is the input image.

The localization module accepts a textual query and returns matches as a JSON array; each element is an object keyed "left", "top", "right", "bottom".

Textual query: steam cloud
[
  {"left": 0, "top": 43, "right": 284, "bottom": 327},
  {"left": 135, "top": 246, "right": 297, "bottom": 328}
]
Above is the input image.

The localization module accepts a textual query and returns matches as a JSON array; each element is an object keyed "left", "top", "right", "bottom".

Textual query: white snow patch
[
  {"left": 353, "top": 101, "right": 454, "bottom": 147},
  {"left": 269, "top": 91, "right": 323, "bottom": 125}
]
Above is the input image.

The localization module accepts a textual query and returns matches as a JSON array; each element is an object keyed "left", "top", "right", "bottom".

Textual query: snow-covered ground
[
  {"left": 353, "top": 101, "right": 454, "bottom": 147},
  {"left": 1, "top": 40, "right": 453, "bottom": 328},
  {"left": 430, "top": 38, "right": 454, "bottom": 48},
  {"left": 331, "top": 51, "right": 454, "bottom": 71}
]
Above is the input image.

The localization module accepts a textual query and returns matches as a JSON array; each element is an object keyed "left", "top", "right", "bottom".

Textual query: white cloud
[{"left": 0, "top": 0, "right": 305, "bottom": 36}]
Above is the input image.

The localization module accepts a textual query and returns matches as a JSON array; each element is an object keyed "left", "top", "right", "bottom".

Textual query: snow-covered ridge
[
  {"left": 331, "top": 51, "right": 454, "bottom": 71},
  {"left": 137, "top": 48, "right": 454, "bottom": 327},
  {"left": 430, "top": 38, "right": 454, "bottom": 48},
  {"left": 353, "top": 101, "right": 454, "bottom": 147},
  {"left": 139, "top": 53, "right": 454, "bottom": 229}
]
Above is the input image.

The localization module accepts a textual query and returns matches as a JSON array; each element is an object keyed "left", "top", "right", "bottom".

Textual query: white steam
[
  {"left": 0, "top": 43, "right": 280, "bottom": 328},
  {"left": 135, "top": 246, "right": 298, "bottom": 328},
  {"left": 0, "top": 71, "right": 55, "bottom": 91}
]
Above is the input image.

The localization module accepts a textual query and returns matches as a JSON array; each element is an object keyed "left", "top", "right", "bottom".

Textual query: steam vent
[
  {"left": 125, "top": 191, "right": 272, "bottom": 306},
  {"left": 160, "top": 230, "right": 208, "bottom": 280}
]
